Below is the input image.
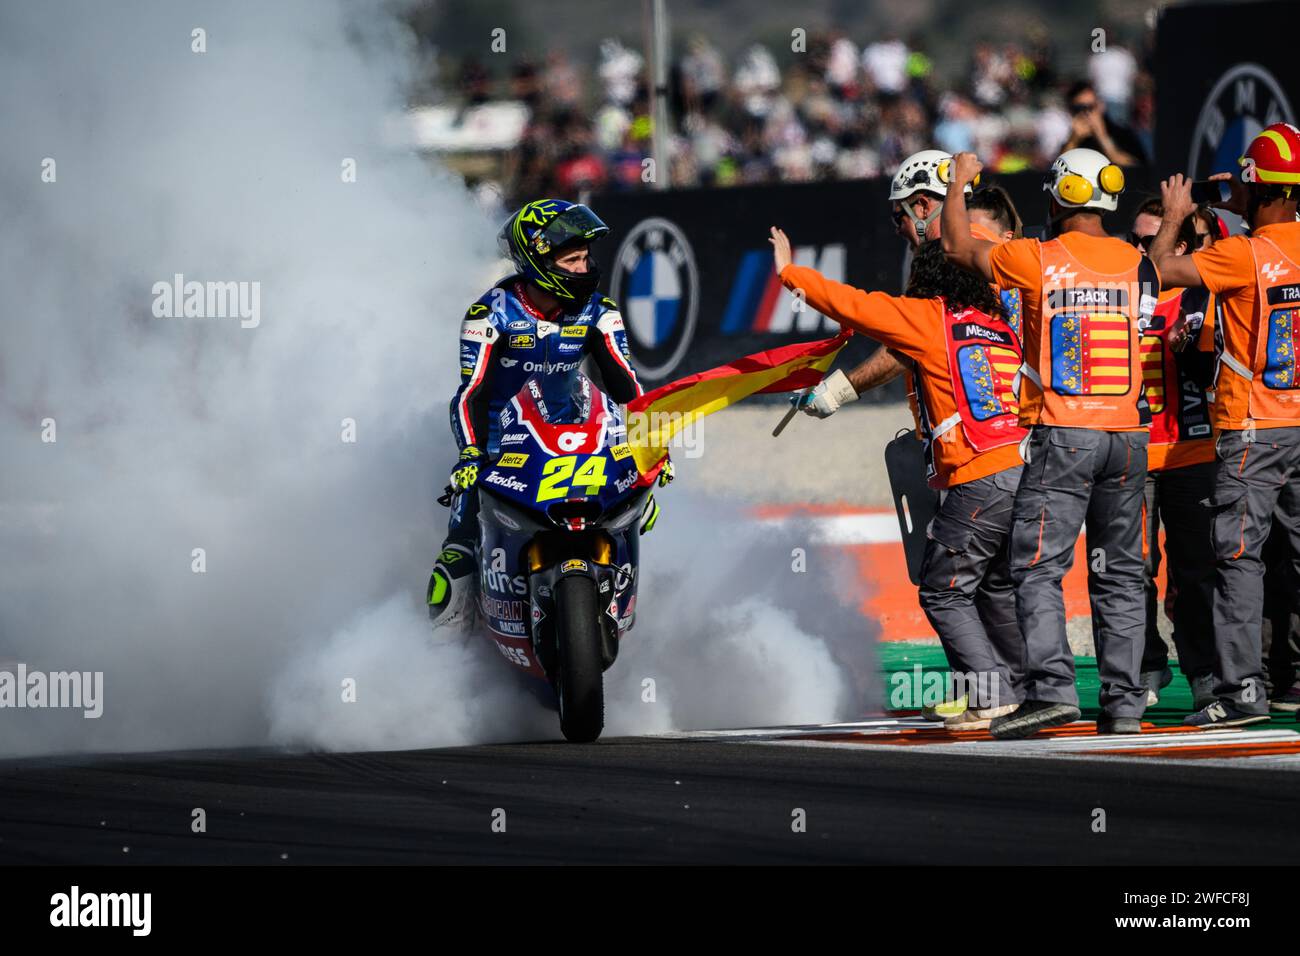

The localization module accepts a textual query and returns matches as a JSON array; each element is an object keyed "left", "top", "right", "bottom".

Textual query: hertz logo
[{"left": 497, "top": 453, "right": 529, "bottom": 468}]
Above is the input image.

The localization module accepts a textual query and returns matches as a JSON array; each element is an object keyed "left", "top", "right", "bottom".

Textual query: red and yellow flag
[{"left": 625, "top": 331, "right": 852, "bottom": 473}]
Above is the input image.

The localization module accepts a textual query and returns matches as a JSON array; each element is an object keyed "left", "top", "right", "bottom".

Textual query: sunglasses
[
  {"left": 1070, "top": 101, "right": 1099, "bottom": 115},
  {"left": 1129, "top": 233, "right": 1155, "bottom": 252}
]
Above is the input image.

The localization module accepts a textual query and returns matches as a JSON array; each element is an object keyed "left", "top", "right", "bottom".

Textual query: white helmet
[
  {"left": 1043, "top": 147, "right": 1125, "bottom": 214},
  {"left": 889, "top": 149, "right": 974, "bottom": 202}
]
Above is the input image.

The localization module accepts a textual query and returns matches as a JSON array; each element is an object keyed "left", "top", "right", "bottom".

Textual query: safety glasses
[{"left": 1129, "top": 233, "right": 1156, "bottom": 253}]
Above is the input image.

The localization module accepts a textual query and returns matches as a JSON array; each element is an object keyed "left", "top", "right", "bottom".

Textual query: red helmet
[{"left": 1239, "top": 122, "right": 1300, "bottom": 186}]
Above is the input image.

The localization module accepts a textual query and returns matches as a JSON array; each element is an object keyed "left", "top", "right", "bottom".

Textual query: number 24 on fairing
[{"left": 537, "top": 454, "right": 609, "bottom": 501}]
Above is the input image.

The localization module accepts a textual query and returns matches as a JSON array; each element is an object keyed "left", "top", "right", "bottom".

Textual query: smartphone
[{"left": 1190, "top": 180, "right": 1232, "bottom": 205}]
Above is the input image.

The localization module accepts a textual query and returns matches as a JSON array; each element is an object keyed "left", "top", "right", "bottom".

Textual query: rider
[{"left": 428, "top": 199, "right": 647, "bottom": 626}]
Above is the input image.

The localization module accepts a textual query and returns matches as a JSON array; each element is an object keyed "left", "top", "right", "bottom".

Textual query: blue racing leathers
[{"left": 444, "top": 276, "right": 643, "bottom": 545}]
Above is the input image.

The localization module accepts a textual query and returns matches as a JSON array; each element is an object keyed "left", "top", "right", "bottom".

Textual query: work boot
[
  {"left": 1140, "top": 666, "right": 1173, "bottom": 706},
  {"left": 1269, "top": 679, "right": 1300, "bottom": 713},
  {"left": 1095, "top": 715, "right": 1143, "bottom": 735},
  {"left": 989, "top": 700, "right": 1082, "bottom": 740},
  {"left": 944, "top": 703, "right": 1017, "bottom": 730}
]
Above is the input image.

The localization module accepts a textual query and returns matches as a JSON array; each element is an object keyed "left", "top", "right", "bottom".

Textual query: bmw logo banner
[
  {"left": 1156, "top": 1, "right": 1297, "bottom": 205},
  {"left": 597, "top": 180, "right": 908, "bottom": 391},
  {"left": 594, "top": 172, "right": 1153, "bottom": 392},
  {"left": 609, "top": 216, "right": 700, "bottom": 381}
]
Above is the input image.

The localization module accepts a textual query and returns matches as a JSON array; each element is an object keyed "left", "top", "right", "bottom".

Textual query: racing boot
[{"left": 428, "top": 543, "right": 476, "bottom": 629}]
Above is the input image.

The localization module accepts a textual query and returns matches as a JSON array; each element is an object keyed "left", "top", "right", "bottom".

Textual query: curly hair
[{"left": 904, "top": 239, "right": 1006, "bottom": 319}]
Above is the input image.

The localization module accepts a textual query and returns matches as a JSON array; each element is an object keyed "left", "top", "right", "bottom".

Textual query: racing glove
[
  {"left": 450, "top": 446, "right": 485, "bottom": 493},
  {"left": 795, "top": 368, "right": 858, "bottom": 419},
  {"left": 657, "top": 457, "right": 675, "bottom": 487}
]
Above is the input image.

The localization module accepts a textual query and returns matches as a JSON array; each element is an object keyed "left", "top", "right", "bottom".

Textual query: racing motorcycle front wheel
[{"left": 554, "top": 574, "right": 605, "bottom": 743}]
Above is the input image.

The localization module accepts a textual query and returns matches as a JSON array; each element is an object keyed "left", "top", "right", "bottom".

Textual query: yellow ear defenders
[
  {"left": 1097, "top": 164, "right": 1125, "bottom": 195},
  {"left": 936, "top": 158, "right": 980, "bottom": 188},
  {"left": 1055, "top": 173, "right": 1096, "bottom": 204},
  {"left": 1055, "top": 165, "right": 1125, "bottom": 205}
]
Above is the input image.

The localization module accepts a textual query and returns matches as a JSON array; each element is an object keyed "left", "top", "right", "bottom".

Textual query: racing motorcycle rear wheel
[{"left": 555, "top": 575, "right": 605, "bottom": 742}]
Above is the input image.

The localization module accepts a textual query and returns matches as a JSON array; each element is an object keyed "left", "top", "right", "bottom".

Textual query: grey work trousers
[
  {"left": 918, "top": 466, "right": 1026, "bottom": 709},
  {"left": 1208, "top": 426, "right": 1300, "bottom": 713},
  {"left": 1009, "top": 425, "right": 1149, "bottom": 718},
  {"left": 1140, "top": 461, "right": 1217, "bottom": 681}
]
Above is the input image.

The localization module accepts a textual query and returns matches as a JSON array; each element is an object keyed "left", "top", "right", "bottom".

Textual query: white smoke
[
  {"left": 0, "top": 0, "right": 869, "bottom": 758},
  {"left": 267, "top": 495, "right": 872, "bottom": 752},
  {"left": 600, "top": 491, "right": 870, "bottom": 736}
]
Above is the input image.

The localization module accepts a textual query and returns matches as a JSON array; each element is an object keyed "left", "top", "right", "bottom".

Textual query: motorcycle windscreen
[{"left": 525, "top": 368, "right": 596, "bottom": 426}]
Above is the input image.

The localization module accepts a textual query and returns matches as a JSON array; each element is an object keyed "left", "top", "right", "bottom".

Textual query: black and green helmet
[{"left": 497, "top": 199, "right": 609, "bottom": 302}]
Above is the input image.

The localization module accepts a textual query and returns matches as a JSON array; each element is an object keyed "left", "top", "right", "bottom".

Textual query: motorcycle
[{"left": 456, "top": 372, "right": 662, "bottom": 742}]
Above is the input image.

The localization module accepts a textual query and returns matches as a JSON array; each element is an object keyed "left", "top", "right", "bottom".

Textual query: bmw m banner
[
  {"left": 594, "top": 180, "right": 900, "bottom": 391},
  {"left": 1155, "top": 1, "right": 1298, "bottom": 180},
  {"left": 592, "top": 173, "right": 1149, "bottom": 393}
]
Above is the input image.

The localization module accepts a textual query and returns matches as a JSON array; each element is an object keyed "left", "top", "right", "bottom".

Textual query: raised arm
[
  {"left": 770, "top": 226, "right": 932, "bottom": 351},
  {"left": 1151, "top": 174, "right": 1206, "bottom": 290},
  {"left": 940, "top": 152, "right": 995, "bottom": 282}
]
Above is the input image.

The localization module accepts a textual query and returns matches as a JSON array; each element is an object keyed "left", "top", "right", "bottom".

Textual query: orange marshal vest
[
  {"left": 1022, "top": 239, "right": 1157, "bottom": 429},
  {"left": 1141, "top": 288, "right": 1215, "bottom": 467},
  {"left": 914, "top": 300, "right": 1026, "bottom": 482},
  {"left": 1218, "top": 234, "right": 1300, "bottom": 422}
]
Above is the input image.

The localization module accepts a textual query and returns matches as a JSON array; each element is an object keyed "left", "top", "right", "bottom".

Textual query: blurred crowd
[{"left": 447, "top": 27, "right": 1155, "bottom": 203}]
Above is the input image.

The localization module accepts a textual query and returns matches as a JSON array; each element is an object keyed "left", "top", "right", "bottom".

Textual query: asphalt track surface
[{"left": 1, "top": 734, "right": 1296, "bottom": 864}]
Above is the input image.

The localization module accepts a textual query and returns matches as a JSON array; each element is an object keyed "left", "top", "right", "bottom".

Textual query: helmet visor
[{"left": 538, "top": 205, "right": 609, "bottom": 254}]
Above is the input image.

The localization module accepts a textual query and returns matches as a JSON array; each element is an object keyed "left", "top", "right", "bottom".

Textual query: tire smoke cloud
[{"left": 0, "top": 0, "right": 870, "bottom": 758}]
